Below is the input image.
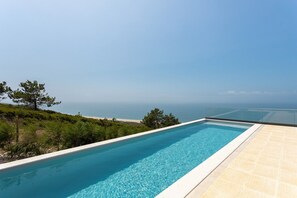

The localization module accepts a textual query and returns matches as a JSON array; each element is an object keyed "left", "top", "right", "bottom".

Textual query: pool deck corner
[{"left": 187, "top": 124, "right": 297, "bottom": 198}]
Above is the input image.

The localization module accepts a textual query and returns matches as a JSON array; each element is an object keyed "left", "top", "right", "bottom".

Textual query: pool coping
[
  {"left": 156, "top": 120, "right": 261, "bottom": 198},
  {"left": 0, "top": 118, "right": 206, "bottom": 171}
]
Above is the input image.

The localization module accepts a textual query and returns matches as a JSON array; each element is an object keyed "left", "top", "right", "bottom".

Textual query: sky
[{"left": 0, "top": 0, "right": 297, "bottom": 105}]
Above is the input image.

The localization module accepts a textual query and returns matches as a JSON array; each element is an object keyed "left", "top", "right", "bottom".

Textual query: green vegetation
[
  {"left": 0, "top": 81, "right": 11, "bottom": 101},
  {"left": 8, "top": 80, "right": 61, "bottom": 110},
  {"left": 0, "top": 80, "right": 180, "bottom": 163},
  {"left": 0, "top": 121, "right": 14, "bottom": 147},
  {"left": 0, "top": 103, "right": 150, "bottom": 161},
  {"left": 141, "top": 108, "right": 180, "bottom": 129}
]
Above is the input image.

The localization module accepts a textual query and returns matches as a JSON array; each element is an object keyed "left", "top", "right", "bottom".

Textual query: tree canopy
[
  {"left": 0, "top": 81, "right": 11, "bottom": 101},
  {"left": 141, "top": 108, "right": 180, "bottom": 129},
  {"left": 8, "top": 80, "right": 61, "bottom": 110}
]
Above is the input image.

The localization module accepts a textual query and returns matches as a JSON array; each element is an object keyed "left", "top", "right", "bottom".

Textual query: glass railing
[{"left": 206, "top": 108, "right": 297, "bottom": 126}]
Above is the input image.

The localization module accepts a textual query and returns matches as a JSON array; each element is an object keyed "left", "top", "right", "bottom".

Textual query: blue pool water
[{"left": 0, "top": 121, "right": 249, "bottom": 197}]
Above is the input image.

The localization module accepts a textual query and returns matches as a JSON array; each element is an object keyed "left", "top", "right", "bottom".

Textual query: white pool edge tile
[{"left": 156, "top": 123, "right": 261, "bottom": 198}]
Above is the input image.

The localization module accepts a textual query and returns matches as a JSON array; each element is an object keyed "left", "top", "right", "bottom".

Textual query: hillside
[{"left": 0, "top": 103, "right": 150, "bottom": 162}]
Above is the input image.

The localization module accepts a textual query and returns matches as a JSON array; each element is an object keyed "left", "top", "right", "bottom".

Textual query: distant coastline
[
  {"left": 51, "top": 102, "right": 297, "bottom": 123},
  {"left": 84, "top": 116, "right": 141, "bottom": 123}
]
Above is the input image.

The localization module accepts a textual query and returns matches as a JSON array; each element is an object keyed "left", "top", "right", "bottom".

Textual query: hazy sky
[{"left": 1, "top": 0, "right": 297, "bottom": 104}]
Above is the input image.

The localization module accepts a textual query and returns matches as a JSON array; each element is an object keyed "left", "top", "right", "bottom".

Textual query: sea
[{"left": 51, "top": 102, "right": 297, "bottom": 123}]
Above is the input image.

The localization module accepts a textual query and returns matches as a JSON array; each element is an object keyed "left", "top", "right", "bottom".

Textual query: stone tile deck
[{"left": 187, "top": 125, "right": 297, "bottom": 198}]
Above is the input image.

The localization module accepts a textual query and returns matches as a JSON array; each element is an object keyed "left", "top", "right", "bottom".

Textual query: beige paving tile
[
  {"left": 257, "top": 155, "right": 281, "bottom": 167},
  {"left": 269, "top": 135, "right": 284, "bottom": 143},
  {"left": 253, "top": 163, "right": 279, "bottom": 179},
  {"left": 270, "top": 132, "right": 285, "bottom": 136},
  {"left": 265, "top": 141, "right": 284, "bottom": 148},
  {"left": 240, "top": 188, "right": 274, "bottom": 198},
  {"left": 284, "top": 134, "right": 297, "bottom": 140},
  {"left": 246, "top": 141, "right": 268, "bottom": 148},
  {"left": 280, "top": 160, "right": 297, "bottom": 173},
  {"left": 258, "top": 134, "right": 270, "bottom": 138},
  {"left": 284, "top": 144, "right": 297, "bottom": 156},
  {"left": 283, "top": 153, "right": 297, "bottom": 163},
  {"left": 260, "top": 151, "right": 282, "bottom": 160},
  {"left": 201, "top": 188, "right": 233, "bottom": 198},
  {"left": 246, "top": 144, "right": 263, "bottom": 150},
  {"left": 285, "top": 139, "right": 297, "bottom": 146},
  {"left": 201, "top": 179, "right": 243, "bottom": 198},
  {"left": 284, "top": 142, "right": 297, "bottom": 149},
  {"left": 218, "top": 168, "right": 251, "bottom": 186},
  {"left": 285, "top": 132, "right": 297, "bottom": 137},
  {"left": 236, "top": 152, "right": 259, "bottom": 163},
  {"left": 279, "top": 169, "right": 297, "bottom": 186},
  {"left": 242, "top": 147, "right": 261, "bottom": 154},
  {"left": 285, "top": 128, "right": 297, "bottom": 133},
  {"left": 228, "top": 158, "right": 255, "bottom": 173},
  {"left": 255, "top": 135, "right": 270, "bottom": 140},
  {"left": 262, "top": 148, "right": 283, "bottom": 157},
  {"left": 277, "top": 182, "right": 297, "bottom": 198},
  {"left": 201, "top": 188, "right": 219, "bottom": 198},
  {"left": 245, "top": 175, "right": 277, "bottom": 196}
]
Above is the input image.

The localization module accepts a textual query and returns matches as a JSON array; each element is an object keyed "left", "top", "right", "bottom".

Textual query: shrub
[
  {"left": 0, "top": 121, "right": 14, "bottom": 148},
  {"left": 45, "top": 122, "right": 64, "bottom": 150},
  {"left": 142, "top": 108, "right": 180, "bottom": 129},
  {"left": 5, "top": 142, "right": 42, "bottom": 159},
  {"left": 4, "top": 126, "right": 42, "bottom": 159},
  {"left": 62, "top": 121, "right": 103, "bottom": 148}
]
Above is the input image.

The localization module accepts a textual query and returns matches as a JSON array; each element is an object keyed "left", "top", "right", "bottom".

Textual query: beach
[{"left": 84, "top": 116, "right": 141, "bottom": 123}]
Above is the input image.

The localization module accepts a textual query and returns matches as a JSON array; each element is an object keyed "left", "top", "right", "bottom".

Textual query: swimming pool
[{"left": 0, "top": 120, "right": 251, "bottom": 197}]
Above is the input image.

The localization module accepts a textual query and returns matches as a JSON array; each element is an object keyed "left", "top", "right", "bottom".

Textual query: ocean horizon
[{"left": 51, "top": 102, "right": 297, "bottom": 122}]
